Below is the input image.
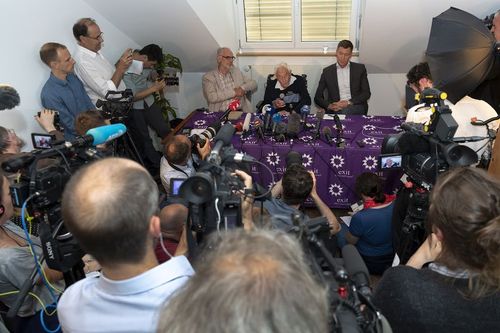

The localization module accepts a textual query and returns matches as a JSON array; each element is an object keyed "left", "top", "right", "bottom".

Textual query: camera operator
[
  {"left": 123, "top": 44, "right": 171, "bottom": 171},
  {"left": 40, "top": 42, "right": 96, "bottom": 140},
  {"left": 406, "top": 62, "right": 499, "bottom": 160},
  {"left": 264, "top": 161, "right": 340, "bottom": 235},
  {"left": 160, "top": 134, "right": 211, "bottom": 195},
  {"left": 0, "top": 170, "right": 62, "bottom": 327},
  {"left": 157, "top": 228, "right": 329, "bottom": 333},
  {"left": 58, "top": 157, "right": 194, "bottom": 332},
  {"left": 34, "top": 109, "right": 64, "bottom": 141}
]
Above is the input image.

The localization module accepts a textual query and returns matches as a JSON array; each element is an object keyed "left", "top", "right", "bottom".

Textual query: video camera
[
  {"left": 381, "top": 88, "right": 477, "bottom": 188},
  {"left": 96, "top": 89, "right": 134, "bottom": 121}
]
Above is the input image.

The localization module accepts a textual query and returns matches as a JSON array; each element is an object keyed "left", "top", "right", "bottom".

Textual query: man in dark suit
[{"left": 314, "top": 40, "right": 371, "bottom": 115}]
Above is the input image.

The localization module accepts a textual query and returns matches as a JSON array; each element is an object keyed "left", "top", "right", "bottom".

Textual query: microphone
[
  {"left": 241, "top": 113, "right": 252, "bottom": 138},
  {"left": 263, "top": 104, "right": 275, "bottom": 133},
  {"left": 253, "top": 119, "right": 265, "bottom": 140},
  {"left": 274, "top": 123, "right": 287, "bottom": 142},
  {"left": 219, "top": 99, "right": 241, "bottom": 121},
  {"left": 2, "top": 154, "right": 36, "bottom": 173},
  {"left": 286, "top": 111, "right": 301, "bottom": 139},
  {"left": 272, "top": 113, "right": 282, "bottom": 135},
  {"left": 0, "top": 84, "right": 20, "bottom": 111},
  {"left": 68, "top": 123, "right": 127, "bottom": 148},
  {"left": 300, "top": 105, "right": 310, "bottom": 129},
  {"left": 314, "top": 109, "right": 325, "bottom": 139},
  {"left": 207, "top": 123, "right": 235, "bottom": 165},
  {"left": 342, "top": 244, "right": 372, "bottom": 301},
  {"left": 333, "top": 115, "right": 345, "bottom": 148},
  {"left": 322, "top": 127, "right": 334, "bottom": 146}
]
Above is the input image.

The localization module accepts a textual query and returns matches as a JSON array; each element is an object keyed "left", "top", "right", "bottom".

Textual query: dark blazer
[
  {"left": 314, "top": 62, "right": 371, "bottom": 113},
  {"left": 263, "top": 74, "right": 311, "bottom": 112}
]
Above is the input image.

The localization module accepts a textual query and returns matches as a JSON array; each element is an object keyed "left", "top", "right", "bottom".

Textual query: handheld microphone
[
  {"left": 207, "top": 123, "right": 235, "bottom": 165},
  {"left": 333, "top": 115, "right": 345, "bottom": 148},
  {"left": 286, "top": 111, "right": 301, "bottom": 139},
  {"left": 0, "top": 84, "right": 20, "bottom": 111},
  {"left": 314, "top": 109, "right": 325, "bottom": 139},
  {"left": 322, "top": 127, "right": 334, "bottom": 146},
  {"left": 219, "top": 99, "right": 241, "bottom": 121},
  {"left": 342, "top": 244, "right": 372, "bottom": 301},
  {"left": 68, "top": 123, "right": 127, "bottom": 148},
  {"left": 272, "top": 113, "right": 282, "bottom": 135},
  {"left": 241, "top": 113, "right": 252, "bottom": 138},
  {"left": 300, "top": 105, "right": 310, "bottom": 128}
]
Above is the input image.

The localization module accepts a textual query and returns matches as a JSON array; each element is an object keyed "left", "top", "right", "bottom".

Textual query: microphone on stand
[
  {"left": 219, "top": 99, "right": 241, "bottom": 122},
  {"left": 274, "top": 123, "right": 287, "bottom": 142},
  {"left": 314, "top": 109, "right": 325, "bottom": 140},
  {"left": 333, "top": 114, "right": 345, "bottom": 148},
  {"left": 241, "top": 113, "right": 252, "bottom": 138},
  {"left": 272, "top": 113, "right": 282, "bottom": 135},
  {"left": 322, "top": 127, "right": 334, "bottom": 146},
  {"left": 286, "top": 111, "right": 301, "bottom": 139},
  {"left": 262, "top": 104, "right": 275, "bottom": 133},
  {"left": 300, "top": 105, "right": 311, "bottom": 129},
  {"left": 253, "top": 119, "right": 265, "bottom": 140}
]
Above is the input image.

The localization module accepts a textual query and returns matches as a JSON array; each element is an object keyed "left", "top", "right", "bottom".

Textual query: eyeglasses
[
  {"left": 86, "top": 32, "right": 104, "bottom": 40},
  {"left": 221, "top": 55, "right": 236, "bottom": 60}
]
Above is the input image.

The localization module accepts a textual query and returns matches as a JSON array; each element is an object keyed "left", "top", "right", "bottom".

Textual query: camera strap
[{"left": 167, "top": 161, "right": 190, "bottom": 178}]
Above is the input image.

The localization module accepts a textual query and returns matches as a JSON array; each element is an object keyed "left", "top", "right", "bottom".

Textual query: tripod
[{"left": 110, "top": 117, "right": 145, "bottom": 167}]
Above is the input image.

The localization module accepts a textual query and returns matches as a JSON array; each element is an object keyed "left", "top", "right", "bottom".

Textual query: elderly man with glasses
[
  {"left": 72, "top": 17, "right": 133, "bottom": 106},
  {"left": 202, "top": 47, "right": 257, "bottom": 113}
]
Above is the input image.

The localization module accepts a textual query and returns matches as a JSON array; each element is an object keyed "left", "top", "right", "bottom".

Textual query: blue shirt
[
  {"left": 349, "top": 202, "right": 394, "bottom": 257},
  {"left": 41, "top": 72, "right": 96, "bottom": 140}
]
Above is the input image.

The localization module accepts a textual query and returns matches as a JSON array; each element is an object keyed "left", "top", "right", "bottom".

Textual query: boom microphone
[
  {"left": 207, "top": 123, "right": 235, "bottom": 165},
  {"left": 342, "top": 244, "right": 372, "bottom": 301},
  {"left": 68, "top": 123, "right": 127, "bottom": 148},
  {"left": 322, "top": 127, "right": 334, "bottom": 146},
  {"left": 0, "top": 84, "right": 20, "bottom": 111}
]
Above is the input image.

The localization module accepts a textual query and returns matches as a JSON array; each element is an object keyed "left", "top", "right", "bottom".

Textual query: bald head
[
  {"left": 164, "top": 135, "right": 191, "bottom": 165},
  {"left": 159, "top": 204, "right": 187, "bottom": 241},
  {"left": 62, "top": 158, "right": 159, "bottom": 266}
]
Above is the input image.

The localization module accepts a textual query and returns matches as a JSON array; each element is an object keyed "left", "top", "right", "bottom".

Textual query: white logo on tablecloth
[
  {"left": 391, "top": 115, "right": 404, "bottom": 119},
  {"left": 330, "top": 154, "right": 345, "bottom": 168},
  {"left": 302, "top": 154, "right": 313, "bottom": 167},
  {"left": 300, "top": 135, "right": 313, "bottom": 143},
  {"left": 393, "top": 125, "right": 402, "bottom": 131},
  {"left": 362, "top": 155, "right": 378, "bottom": 170},
  {"left": 362, "top": 115, "right": 374, "bottom": 119},
  {"left": 266, "top": 152, "right": 281, "bottom": 166},
  {"left": 363, "top": 124, "right": 376, "bottom": 131},
  {"left": 194, "top": 120, "right": 206, "bottom": 126},
  {"left": 203, "top": 111, "right": 215, "bottom": 115},
  {"left": 329, "top": 183, "right": 344, "bottom": 197},
  {"left": 363, "top": 137, "right": 377, "bottom": 145}
]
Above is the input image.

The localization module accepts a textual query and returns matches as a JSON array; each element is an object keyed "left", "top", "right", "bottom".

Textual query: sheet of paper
[
  {"left": 340, "top": 216, "right": 352, "bottom": 227},
  {"left": 126, "top": 60, "right": 143, "bottom": 75}
]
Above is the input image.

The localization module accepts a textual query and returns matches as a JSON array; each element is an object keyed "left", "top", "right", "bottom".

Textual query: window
[{"left": 236, "top": 0, "right": 362, "bottom": 50}]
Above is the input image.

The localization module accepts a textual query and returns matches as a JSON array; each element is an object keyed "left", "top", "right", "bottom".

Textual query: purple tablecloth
[{"left": 185, "top": 111, "right": 404, "bottom": 208}]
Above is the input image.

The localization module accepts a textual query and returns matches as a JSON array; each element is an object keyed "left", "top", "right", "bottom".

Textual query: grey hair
[
  {"left": 217, "top": 47, "right": 231, "bottom": 56},
  {"left": 274, "top": 62, "right": 292, "bottom": 75},
  {"left": 157, "top": 229, "right": 329, "bottom": 333}
]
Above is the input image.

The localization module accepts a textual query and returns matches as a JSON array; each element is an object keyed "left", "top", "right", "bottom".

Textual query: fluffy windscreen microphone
[
  {"left": 0, "top": 85, "right": 20, "bottom": 111},
  {"left": 286, "top": 112, "right": 301, "bottom": 138},
  {"left": 314, "top": 109, "right": 325, "bottom": 139},
  {"left": 274, "top": 122, "right": 287, "bottom": 142},
  {"left": 322, "top": 127, "right": 333, "bottom": 146}
]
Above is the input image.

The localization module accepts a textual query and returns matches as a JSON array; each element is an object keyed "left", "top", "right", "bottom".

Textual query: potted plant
[{"left": 154, "top": 53, "right": 183, "bottom": 123}]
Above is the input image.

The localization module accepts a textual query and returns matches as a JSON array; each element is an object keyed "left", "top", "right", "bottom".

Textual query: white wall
[{"left": 0, "top": 0, "right": 138, "bottom": 150}]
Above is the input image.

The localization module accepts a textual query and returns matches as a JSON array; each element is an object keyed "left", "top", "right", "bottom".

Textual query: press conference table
[{"left": 181, "top": 110, "right": 404, "bottom": 209}]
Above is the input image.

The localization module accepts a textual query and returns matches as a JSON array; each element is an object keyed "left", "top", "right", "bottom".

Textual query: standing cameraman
[{"left": 123, "top": 44, "right": 171, "bottom": 171}]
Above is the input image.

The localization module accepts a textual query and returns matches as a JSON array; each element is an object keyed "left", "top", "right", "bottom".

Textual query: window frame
[{"left": 235, "top": 0, "right": 363, "bottom": 52}]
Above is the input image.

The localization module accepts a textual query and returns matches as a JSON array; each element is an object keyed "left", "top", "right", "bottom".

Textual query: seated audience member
[
  {"left": 123, "top": 44, "right": 171, "bottom": 170},
  {"left": 58, "top": 158, "right": 194, "bottom": 332},
  {"left": 264, "top": 162, "right": 340, "bottom": 235},
  {"left": 157, "top": 229, "right": 329, "bottom": 333},
  {"left": 405, "top": 62, "right": 499, "bottom": 160},
  {"left": 72, "top": 18, "right": 133, "bottom": 105},
  {"left": 314, "top": 40, "right": 371, "bottom": 115},
  {"left": 202, "top": 47, "right": 257, "bottom": 113},
  {"left": 339, "top": 173, "right": 395, "bottom": 275},
  {"left": 160, "top": 135, "right": 210, "bottom": 194},
  {"left": 263, "top": 63, "right": 311, "bottom": 114},
  {"left": 374, "top": 167, "right": 500, "bottom": 332},
  {"left": 40, "top": 42, "right": 96, "bottom": 140},
  {"left": 0, "top": 170, "right": 61, "bottom": 324},
  {"left": 154, "top": 203, "right": 187, "bottom": 263}
]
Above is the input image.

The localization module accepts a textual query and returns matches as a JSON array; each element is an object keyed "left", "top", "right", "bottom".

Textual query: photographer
[
  {"left": 157, "top": 229, "right": 329, "bottom": 333},
  {"left": 160, "top": 134, "right": 211, "bottom": 195},
  {"left": 123, "top": 44, "right": 171, "bottom": 171}
]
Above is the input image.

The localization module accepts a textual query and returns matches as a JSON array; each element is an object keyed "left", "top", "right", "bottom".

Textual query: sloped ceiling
[{"left": 83, "top": 0, "right": 224, "bottom": 72}]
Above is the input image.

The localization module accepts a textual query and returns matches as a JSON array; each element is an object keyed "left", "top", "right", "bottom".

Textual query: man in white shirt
[
  {"left": 406, "top": 62, "right": 499, "bottom": 160},
  {"left": 72, "top": 17, "right": 133, "bottom": 106},
  {"left": 57, "top": 158, "right": 194, "bottom": 332},
  {"left": 314, "top": 40, "right": 371, "bottom": 115}
]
